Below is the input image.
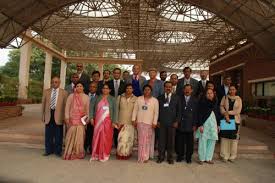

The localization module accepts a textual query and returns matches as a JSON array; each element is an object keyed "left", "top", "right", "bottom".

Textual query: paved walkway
[{"left": 0, "top": 104, "right": 275, "bottom": 183}]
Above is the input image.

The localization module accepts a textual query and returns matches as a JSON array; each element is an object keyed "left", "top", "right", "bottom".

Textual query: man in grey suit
[
  {"left": 157, "top": 81, "right": 181, "bottom": 164},
  {"left": 65, "top": 73, "right": 79, "bottom": 94},
  {"left": 176, "top": 84, "right": 198, "bottom": 164},
  {"left": 126, "top": 64, "right": 146, "bottom": 97},
  {"left": 176, "top": 67, "right": 199, "bottom": 97}
]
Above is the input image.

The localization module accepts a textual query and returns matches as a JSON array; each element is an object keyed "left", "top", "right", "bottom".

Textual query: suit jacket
[
  {"left": 108, "top": 79, "right": 126, "bottom": 97},
  {"left": 217, "top": 85, "right": 228, "bottom": 104},
  {"left": 158, "top": 94, "right": 181, "bottom": 127},
  {"left": 79, "top": 72, "right": 90, "bottom": 94},
  {"left": 144, "top": 79, "right": 164, "bottom": 98},
  {"left": 88, "top": 93, "right": 98, "bottom": 121},
  {"left": 197, "top": 80, "right": 209, "bottom": 97},
  {"left": 176, "top": 77, "right": 199, "bottom": 97},
  {"left": 178, "top": 95, "right": 198, "bottom": 132},
  {"left": 126, "top": 75, "right": 146, "bottom": 94},
  {"left": 41, "top": 88, "right": 68, "bottom": 125},
  {"left": 65, "top": 83, "right": 74, "bottom": 95}
]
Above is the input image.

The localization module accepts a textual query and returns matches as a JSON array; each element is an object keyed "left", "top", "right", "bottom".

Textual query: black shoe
[
  {"left": 176, "top": 157, "right": 183, "bottom": 162},
  {"left": 157, "top": 158, "right": 164, "bottom": 163},
  {"left": 186, "top": 159, "right": 192, "bottom": 164},
  {"left": 168, "top": 160, "right": 174, "bottom": 164},
  {"left": 43, "top": 153, "right": 51, "bottom": 156}
]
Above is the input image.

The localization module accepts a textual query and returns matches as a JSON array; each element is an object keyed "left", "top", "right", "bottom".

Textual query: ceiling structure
[{"left": 0, "top": 0, "right": 274, "bottom": 71}]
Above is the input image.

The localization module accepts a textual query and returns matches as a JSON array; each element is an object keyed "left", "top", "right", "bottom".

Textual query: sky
[{"left": 0, "top": 48, "right": 10, "bottom": 66}]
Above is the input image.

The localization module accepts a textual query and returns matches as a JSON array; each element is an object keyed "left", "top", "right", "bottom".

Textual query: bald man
[
  {"left": 126, "top": 64, "right": 146, "bottom": 97},
  {"left": 42, "top": 76, "right": 68, "bottom": 157}
]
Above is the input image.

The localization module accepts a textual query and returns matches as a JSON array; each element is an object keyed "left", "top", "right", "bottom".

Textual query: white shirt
[
  {"left": 88, "top": 92, "right": 96, "bottom": 100},
  {"left": 184, "top": 78, "right": 191, "bottom": 85},
  {"left": 50, "top": 88, "right": 59, "bottom": 108},
  {"left": 201, "top": 80, "right": 207, "bottom": 88},
  {"left": 172, "top": 85, "right": 177, "bottom": 94},
  {"left": 165, "top": 92, "right": 172, "bottom": 103},
  {"left": 114, "top": 79, "right": 121, "bottom": 87},
  {"left": 78, "top": 71, "right": 83, "bottom": 79},
  {"left": 224, "top": 85, "right": 229, "bottom": 95},
  {"left": 185, "top": 95, "right": 190, "bottom": 104},
  {"left": 71, "top": 83, "right": 75, "bottom": 89}
]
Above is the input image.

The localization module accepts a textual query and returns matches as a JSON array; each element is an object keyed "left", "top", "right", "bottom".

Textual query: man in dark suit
[
  {"left": 76, "top": 63, "right": 90, "bottom": 94},
  {"left": 91, "top": 70, "right": 101, "bottom": 95},
  {"left": 197, "top": 70, "right": 209, "bottom": 97},
  {"left": 176, "top": 67, "right": 199, "bottom": 97},
  {"left": 85, "top": 81, "right": 98, "bottom": 154},
  {"left": 157, "top": 81, "right": 181, "bottom": 164},
  {"left": 217, "top": 75, "right": 232, "bottom": 104},
  {"left": 176, "top": 84, "right": 198, "bottom": 164},
  {"left": 98, "top": 69, "right": 111, "bottom": 94},
  {"left": 108, "top": 68, "right": 126, "bottom": 98},
  {"left": 65, "top": 73, "right": 79, "bottom": 94}
]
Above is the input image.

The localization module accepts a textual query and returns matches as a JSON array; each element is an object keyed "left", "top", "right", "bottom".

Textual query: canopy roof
[{"left": 0, "top": 0, "right": 274, "bottom": 70}]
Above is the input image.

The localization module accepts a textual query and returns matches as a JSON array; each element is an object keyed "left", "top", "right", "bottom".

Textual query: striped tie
[{"left": 50, "top": 89, "right": 57, "bottom": 109}]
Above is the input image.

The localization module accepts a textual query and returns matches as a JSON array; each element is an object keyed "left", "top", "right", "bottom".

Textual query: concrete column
[
  {"left": 60, "top": 60, "right": 67, "bottom": 89},
  {"left": 43, "top": 52, "right": 52, "bottom": 90},
  {"left": 98, "top": 63, "right": 104, "bottom": 80},
  {"left": 18, "top": 41, "right": 32, "bottom": 99}
]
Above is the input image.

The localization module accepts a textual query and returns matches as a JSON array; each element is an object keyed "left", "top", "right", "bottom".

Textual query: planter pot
[{"left": 268, "top": 115, "right": 275, "bottom": 122}]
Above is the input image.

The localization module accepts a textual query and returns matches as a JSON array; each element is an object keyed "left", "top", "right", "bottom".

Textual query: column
[
  {"left": 98, "top": 63, "right": 104, "bottom": 80},
  {"left": 18, "top": 41, "right": 32, "bottom": 99},
  {"left": 60, "top": 60, "right": 67, "bottom": 89},
  {"left": 43, "top": 52, "right": 52, "bottom": 90}
]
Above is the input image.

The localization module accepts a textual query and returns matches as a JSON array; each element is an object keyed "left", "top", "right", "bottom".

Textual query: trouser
[
  {"left": 45, "top": 110, "right": 63, "bottom": 155},
  {"left": 220, "top": 138, "right": 238, "bottom": 160},
  {"left": 158, "top": 126, "right": 176, "bottom": 161},
  {"left": 84, "top": 123, "right": 94, "bottom": 153},
  {"left": 176, "top": 131, "right": 194, "bottom": 161},
  {"left": 113, "top": 128, "right": 119, "bottom": 148},
  {"left": 198, "top": 137, "right": 216, "bottom": 161}
]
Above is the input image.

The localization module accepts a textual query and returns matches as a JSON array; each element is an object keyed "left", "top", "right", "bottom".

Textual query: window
[{"left": 252, "top": 80, "right": 275, "bottom": 97}]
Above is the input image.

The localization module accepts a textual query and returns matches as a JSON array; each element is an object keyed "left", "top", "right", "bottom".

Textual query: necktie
[
  {"left": 165, "top": 93, "right": 170, "bottom": 103},
  {"left": 202, "top": 81, "right": 206, "bottom": 88},
  {"left": 185, "top": 96, "right": 189, "bottom": 105},
  {"left": 115, "top": 80, "right": 119, "bottom": 97},
  {"left": 50, "top": 89, "right": 57, "bottom": 109}
]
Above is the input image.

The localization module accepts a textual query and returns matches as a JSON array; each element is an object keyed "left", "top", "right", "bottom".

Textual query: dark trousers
[
  {"left": 158, "top": 125, "right": 176, "bottom": 161},
  {"left": 45, "top": 110, "right": 63, "bottom": 155},
  {"left": 176, "top": 131, "right": 194, "bottom": 161},
  {"left": 113, "top": 128, "right": 119, "bottom": 148},
  {"left": 84, "top": 123, "right": 94, "bottom": 153}
]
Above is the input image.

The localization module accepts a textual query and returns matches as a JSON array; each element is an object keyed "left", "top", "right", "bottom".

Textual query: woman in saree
[
  {"left": 196, "top": 88, "right": 220, "bottom": 165},
  {"left": 63, "top": 81, "right": 90, "bottom": 160},
  {"left": 116, "top": 84, "right": 137, "bottom": 160},
  {"left": 132, "top": 84, "right": 159, "bottom": 163},
  {"left": 90, "top": 84, "right": 117, "bottom": 162}
]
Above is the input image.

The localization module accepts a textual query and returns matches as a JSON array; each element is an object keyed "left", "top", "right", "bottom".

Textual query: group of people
[{"left": 41, "top": 63, "right": 242, "bottom": 165}]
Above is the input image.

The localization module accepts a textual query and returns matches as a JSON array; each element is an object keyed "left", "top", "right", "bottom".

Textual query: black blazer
[
  {"left": 217, "top": 85, "right": 228, "bottom": 104},
  {"left": 178, "top": 96, "right": 198, "bottom": 132},
  {"left": 197, "top": 97, "right": 221, "bottom": 127},
  {"left": 158, "top": 94, "right": 181, "bottom": 127},
  {"left": 197, "top": 80, "right": 208, "bottom": 97},
  {"left": 79, "top": 72, "right": 90, "bottom": 94},
  {"left": 108, "top": 79, "right": 126, "bottom": 97},
  {"left": 176, "top": 77, "right": 199, "bottom": 97}
]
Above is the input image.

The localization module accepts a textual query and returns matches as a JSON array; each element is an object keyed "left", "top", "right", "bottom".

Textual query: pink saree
[
  {"left": 63, "top": 93, "right": 86, "bottom": 160},
  {"left": 91, "top": 98, "right": 113, "bottom": 162}
]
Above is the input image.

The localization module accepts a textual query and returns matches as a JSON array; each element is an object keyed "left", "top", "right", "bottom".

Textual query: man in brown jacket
[{"left": 42, "top": 76, "right": 68, "bottom": 156}]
